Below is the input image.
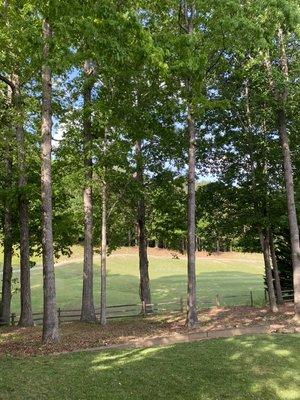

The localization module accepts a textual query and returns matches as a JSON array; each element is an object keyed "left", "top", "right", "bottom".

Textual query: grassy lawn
[
  {"left": 1, "top": 247, "right": 265, "bottom": 314},
  {"left": 0, "top": 334, "right": 299, "bottom": 400}
]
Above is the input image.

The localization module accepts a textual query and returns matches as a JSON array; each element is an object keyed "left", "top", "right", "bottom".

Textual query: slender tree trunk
[
  {"left": 81, "top": 61, "right": 96, "bottom": 323},
  {"left": 0, "top": 84, "right": 13, "bottom": 325},
  {"left": 269, "top": 230, "right": 284, "bottom": 305},
  {"left": 11, "top": 75, "right": 34, "bottom": 327},
  {"left": 41, "top": 19, "right": 59, "bottom": 343},
  {"left": 0, "top": 0, "right": 13, "bottom": 326},
  {"left": 179, "top": 1, "right": 198, "bottom": 327},
  {"left": 186, "top": 103, "right": 198, "bottom": 327},
  {"left": 277, "top": 28, "right": 300, "bottom": 321},
  {"left": 0, "top": 164, "right": 13, "bottom": 325},
  {"left": 100, "top": 178, "right": 107, "bottom": 326},
  {"left": 260, "top": 231, "right": 278, "bottom": 312},
  {"left": 135, "top": 140, "right": 151, "bottom": 313}
]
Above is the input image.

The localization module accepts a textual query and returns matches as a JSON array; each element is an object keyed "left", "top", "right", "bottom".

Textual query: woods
[{"left": 0, "top": 0, "right": 300, "bottom": 347}]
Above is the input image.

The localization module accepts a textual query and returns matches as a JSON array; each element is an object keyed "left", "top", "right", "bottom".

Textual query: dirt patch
[
  {"left": 0, "top": 303, "right": 296, "bottom": 357},
  {"left": 112, "top": 246, "right": 262, "bottom": 260}
]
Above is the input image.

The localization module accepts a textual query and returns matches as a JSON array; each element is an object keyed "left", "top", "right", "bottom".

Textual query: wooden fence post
[
  {"left": 250, "top": 291, "right": 254, "bottom": 307},
  {"left": 180, "top": 297, "right": 184, "bottom": 313},
  {"left": 10, "top": 313, "right": 16, "bottom": 326},
  {"left": 141, "top": 301, "right": 146, "bottom": 315},
  {"left": 215, "top": 294, "right": 220, "bottom": 307}
]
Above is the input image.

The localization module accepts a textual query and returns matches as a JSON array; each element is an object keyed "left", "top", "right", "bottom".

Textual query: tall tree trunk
[
  {"left": 269, "top": 230, "right": 284, "bottom": 305},
  {"left": 0, "top": 160, "right": 13, "bottom": 325},
  {"left": 186, "top": 103, "right": 198, "bottom": 327},
  {"left": 0, "top": 0, "right": 13, "bottom": 327},
  {"left": 260, "top": 231, "right": 278, "bottom": 312},
  {"left": 179, "top": 1, "right": 198, "bottom": 328},
  {"left": 135, "top": 140, "right": 151, "bottom": 313},
  {"left": 81, "top": 61, "right": 96, "bottom": 323},
  {"left": 277, "top": 28, "right": 300, "bottom": 321},
  {"left": 100, "top": 177, "right": 107, "bottom": 326},
  {"left": 12, "top": 75, "right": 34, "bottom": 327},
  {"left": 41, "top": 19, "right": 59, "bottom": 343}
]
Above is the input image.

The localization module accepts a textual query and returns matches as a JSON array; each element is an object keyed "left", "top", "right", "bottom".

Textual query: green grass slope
[
  {"left": 5, "top": 250, "right": 264, "bottom": 314},
  {"left": 0, "top": 334, "right": 299, "bottom": 400}
]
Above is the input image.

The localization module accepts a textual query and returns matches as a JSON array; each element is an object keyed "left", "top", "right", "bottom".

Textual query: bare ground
[{"left": 0, "top": 303, "right": 297, "bottom": 357}]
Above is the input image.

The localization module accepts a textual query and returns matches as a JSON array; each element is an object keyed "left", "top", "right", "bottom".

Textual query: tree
[
  {"left": 0, "top": 131, "right": 13, "bottom": 325},
  {"left": 261, "top": 3, "right": 300, "bottom": 320},
  {"left": 13, "top": 74, "right": 34, "bottom": 327},
  {"left": 135, "top": 139, "right": 151, "bottom": 312},
  {"left": 81, "top": 60, "right": 96, "bottom": 323},
  {"left": 41, "top": 18, "right": 59, "bottom": 343},
  {"left": 276, "top": 27, "right": 300, "bottom": 321},
  {"left": 100, "top": 170, "right": 107, "bottom": 325}
]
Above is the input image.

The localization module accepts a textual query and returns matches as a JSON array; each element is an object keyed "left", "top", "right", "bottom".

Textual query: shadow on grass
[
  {"left": 10, "top": 270, "right": 264, "bottom": 314},
  {"left": 0, "top": 334, "right": 298, "bottom": 400},
  {"left": 105, "top": 271, "right": 264, "bottom": 306},
  {"left": 88, "top": 334, "right": 299, "bottom": 400}
]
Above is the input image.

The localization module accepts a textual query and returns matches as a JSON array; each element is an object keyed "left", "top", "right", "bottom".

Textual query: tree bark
[
  {"left": 260, "top": 231, "right": 278, "bottom": 313},
  {"left": 0, "top": 82, "right": 13, "bottom": 325},
  {"left": 81, "top": 60, "right": 96, "bottom": 323},
  {"left": 269, "top": 230, "right": 284, "bottom": 305},
  {"left": 178, "top": 1, "right": 198, "bottom": 328},
  {"left": 11, "top": 75, "right": 34, "bottom": 327},
  {"left": 41, "top": 19, "right": 59, "bottom": 343},
  {"left": 0, "top": 158, "right": 13, "bottom": 325},
  {"left": 100, "top": 178, "right": 107, "bottom": 325},
  {"left": 186, "top": 104, "right": 198, "bottom": 327},
  {"left": 277, "top": 28, "right": 300, "bottom": 321},
  {"left": 135, "top": 140, "right": 152, "bottom": 313}
]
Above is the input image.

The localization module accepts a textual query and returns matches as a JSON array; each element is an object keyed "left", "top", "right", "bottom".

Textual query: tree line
[{"left": 0, "top": 0, "right": 299, "bottom": 344}]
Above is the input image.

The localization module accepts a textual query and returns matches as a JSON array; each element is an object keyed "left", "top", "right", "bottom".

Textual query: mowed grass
[
  {"left": 0, "top": 334, "right": 299, "bottom": 400},
  {"left": 2, "top": 247, "right": 265, "bottom": 314}
]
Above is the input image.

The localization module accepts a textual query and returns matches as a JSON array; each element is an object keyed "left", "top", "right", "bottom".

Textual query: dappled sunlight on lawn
[
  {"left": 90, "top": 347, "right": 163, "bottom": 371},
  {"left": 84, "top": 334, "right": 299, "bottom": 400},
  {"left": 0, "top": 334, "right": 298, "bottom": 399}
]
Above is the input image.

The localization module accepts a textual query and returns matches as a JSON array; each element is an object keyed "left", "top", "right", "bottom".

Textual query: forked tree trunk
[
  {"left": 260, "top": 231, "right": 278, "bottom": 313},
  {"left": 277, "top": 28, "right": 300, "bottom": 321},
  {"left": 41, "top": 19, "right": 59, "bottom": 343},
  {"left": 186, "top": 103, "right": 198, "bottom": 327},
  {"left": 81, "top": 60, "right": 96, "bottom": 323},
  {"left": 269, "top": 230, "right": 284, "bottom": 305},
  {"left": 100, "top": 178, "right": 107, "bottom": 326},
  {"left": 12, "top": 75, "right": 34, "bottom": 327},
  {"left": 135, "top": 140, "right": 151, "bottom": 313}
]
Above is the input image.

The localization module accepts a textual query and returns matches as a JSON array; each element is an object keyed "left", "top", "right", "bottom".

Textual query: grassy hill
[{"left": 1, "top": 247, "right": 265, "bottom": 314}]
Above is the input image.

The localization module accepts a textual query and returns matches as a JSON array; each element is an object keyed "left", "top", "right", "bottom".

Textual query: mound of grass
[
  {"left": 3, "top": 249, "right": 265, "bottom": 313},
  {"left": 0, "top": 334, "right": 299, "bottom": 400}
]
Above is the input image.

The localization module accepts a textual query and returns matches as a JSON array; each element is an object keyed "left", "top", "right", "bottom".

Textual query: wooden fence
[{"left": 7, "top": 289, "right": 284, "bottom": 326}]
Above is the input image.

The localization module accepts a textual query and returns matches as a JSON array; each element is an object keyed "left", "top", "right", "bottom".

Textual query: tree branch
[
  {"left": 205, "top": 27, "right": 226, "bottom": 76},
  {"left": 178, "top": 1, "right": 189, "bottom": 33},
  {"left": 0, "top": 74, "right": 15, "bottom": 92}
]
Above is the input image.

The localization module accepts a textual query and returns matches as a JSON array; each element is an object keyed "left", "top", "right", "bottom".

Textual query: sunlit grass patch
[{"left": 0, "top": 334, "right": 298, "bottom": 400}]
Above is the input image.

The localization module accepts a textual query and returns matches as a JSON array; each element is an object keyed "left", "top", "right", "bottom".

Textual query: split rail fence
[{"left": 7, "top": 288, "right": 294, "bottom": 326}]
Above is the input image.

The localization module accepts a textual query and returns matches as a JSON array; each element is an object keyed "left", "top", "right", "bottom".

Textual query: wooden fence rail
[{"left": 4, "top": 290, "right": 275, "bottom": 326}]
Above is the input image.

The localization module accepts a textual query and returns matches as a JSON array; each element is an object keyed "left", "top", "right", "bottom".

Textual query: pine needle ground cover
[{"left": 0, "top": 334, "right": 299, "bottom": 400}]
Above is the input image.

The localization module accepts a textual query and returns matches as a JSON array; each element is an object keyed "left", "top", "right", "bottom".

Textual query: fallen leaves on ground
[{"left": 0, "top": 303, "right": 296, "bottom": 357}]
